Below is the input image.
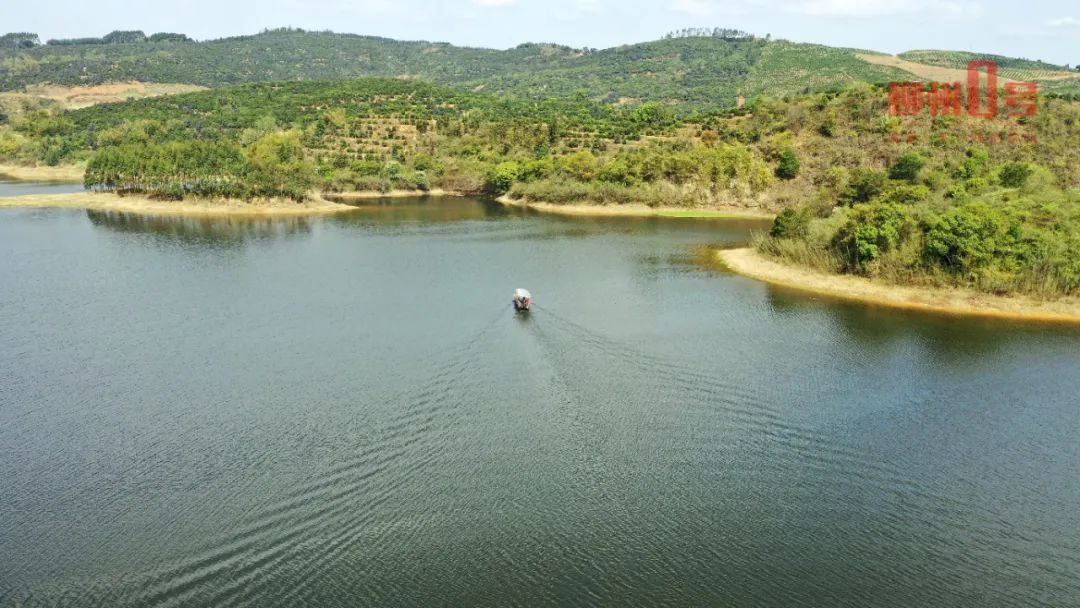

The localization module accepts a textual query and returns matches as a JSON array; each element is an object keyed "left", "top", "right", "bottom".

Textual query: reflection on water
[
  {"left": 326, "top": 195, "right": 513, "bottom": 223},
  {"left": 761, "top": 282, "right": 1079, "bottom": 363},
  {"left": 1, "top": 199, "right": 1077, "bottom": 608},
  {"left": 86, "top": 209, "right": 314, "bottom": 246}
]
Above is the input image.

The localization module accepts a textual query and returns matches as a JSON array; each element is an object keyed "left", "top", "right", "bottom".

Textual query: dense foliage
[
  {"left": 1, "top": 33, "right": 40, "bottom": 50},
  {"left": 4, "top": 29, "right": 1076, "bottom": 108},
  {"left": 0, "top": 78, "right": 704, "bottom": 199},
  {"left": 0, "top": 29, "right": 921, "bottom": 108},
  {"left": 752, "top": 86, "right": 1080, "bottom": 298}
]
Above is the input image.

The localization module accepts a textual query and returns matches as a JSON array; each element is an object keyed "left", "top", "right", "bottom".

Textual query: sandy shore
[
  {"left": 718, "top": 248, "right": 1080, "bottom": 324},
  {"left": 0, "top": 191, "right": 358, "bottom": 217},
  {"left": 0, "top": 163, "right": 85, "bottom": 183},
  {"left": 496, "top": 196, "right": 774, "bottom": 219},
  {"left": 324, "top": 188, "right": 463, "bottom": 200}
]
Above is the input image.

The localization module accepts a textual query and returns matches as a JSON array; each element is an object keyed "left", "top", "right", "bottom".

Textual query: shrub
[
  {"left": 889, "top": 153, "right": 925, "bottom": 182},
  {"left": 598, "top": 158, "right": 635, "bottom": 184},
  {"left": 965, "top": 177, "right": 989, "bottom": 194},
  {"left": 558, "top": 150, "right": 598, "bottom": 181},
  {"left": 412, "top": 153, "right": 441, "bottom": 173},
  {"left": 879, "top": 183, "right": 930, "bottom": 205},
  {"left": 922, "top": 204, "right": 1014, "bottom": 274},
  {"left": 839, "top": 168, "right": 887, "bottom": 205},
  {"left": 483, "top": 161, "right": 521, "bottom": 194},
  {"left": 42, "top": 146, "right": 65, "bottom": 166},
  {"left": 816, "top": 166, "right": 849, "bottom": 194},
  {"left": 15, "top": 110, "right": 74, "bottom": 138},
  {"left": 999, "top": 162, "right": 1034, "bottom": 188},
  {"left": 412, "top": 170, "right": 430, "bottom": 192},
  {"left": 775, "top": 148, "right": 800, "bottom": 180},
  {"left": 350, "top": 176, "right": 392, "bottom": 193},
  {"left": 770, "top": 207, "right": 811, "bottom": 238},
  {"left": 945, "top": 182, "right": 968, "bottom": 200},
  {"left": 959, "top": 147, "right": 989, "bottom": 178},
  {"left": 831, "top": 202, "right": 916, "bottom": 272},
  {"left": 350, "top": 159, "right": 382, "bottom": 176},
  {"left": 519, "top": 158, "right": 554, "bottom": 182},
  {"left": 244, "top": 131, "right": 316, "bottom": 200},
  {"left": 379, "top": 161, "right": 402, "bottom": 179},
  {"left": 922, "top": 169, "right": 947, "bottom": 191},
  {"left": 509, "top": 178, "right": 591, "bottom": 203}
]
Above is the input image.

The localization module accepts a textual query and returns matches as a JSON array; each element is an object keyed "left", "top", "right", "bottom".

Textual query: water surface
[
  {"left": 0, "top": 176, "right": 84, "bottom": 197},
  {"left": 1, "top": 197, "right": 1078, "bottom": 607}
]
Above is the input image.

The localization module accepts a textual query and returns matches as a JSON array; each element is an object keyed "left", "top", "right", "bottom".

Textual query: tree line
[{"left": 0, "top": 30, "right": 193, "bottom": 48}]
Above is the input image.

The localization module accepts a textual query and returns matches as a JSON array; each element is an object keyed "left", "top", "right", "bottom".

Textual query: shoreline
[
  {"left": 718, "top": 248, "right": 1080, "bottom": 324},
  {"left": 6, "top": 183, "right": 1079, "bottom": 324},
  {"left": 495, "top": 195, "right": 774, "bottom": 219},
  {"left": 0, "top": 191, "right": 359, "bottom": 217},
  {"left": 324, "top": 188, "right": 463, "bottom": 200},
  {"left": 0, "top": 163, "right": 85, "bottom": 183}
]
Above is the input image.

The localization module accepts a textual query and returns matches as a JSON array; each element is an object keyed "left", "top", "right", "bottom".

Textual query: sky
[{"left": 3, "top": 0, "right": 1079, "bottom": 66}]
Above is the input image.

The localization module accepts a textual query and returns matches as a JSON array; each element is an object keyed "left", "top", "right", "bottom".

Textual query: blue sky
[{"left": 4, "top": 0, "right": 1079, "bottom": 65}]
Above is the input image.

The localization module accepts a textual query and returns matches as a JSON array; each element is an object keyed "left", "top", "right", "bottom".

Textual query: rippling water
[
  {"left": 1, "top": 197, "right": 1078, "bottom": 607},
  {"left": 0, "top": 176, "right": 85, "bottom": 197}
]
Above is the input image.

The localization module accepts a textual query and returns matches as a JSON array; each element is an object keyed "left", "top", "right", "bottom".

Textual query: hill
[{"left": 8, "top": 28, "right": 1077, "bottom": 109}]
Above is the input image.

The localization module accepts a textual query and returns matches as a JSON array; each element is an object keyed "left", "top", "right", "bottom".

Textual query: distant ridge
[{"left": 2, "top": 28, "right": 1077, "bottom": 107}]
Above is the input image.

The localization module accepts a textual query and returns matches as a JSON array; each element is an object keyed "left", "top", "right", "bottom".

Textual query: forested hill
[
  {"left": 4, "top": 28, "right": 1077, "bottom": 108},
  {"left": 0, "top": 29, "right": 900, "bottom": 106}
]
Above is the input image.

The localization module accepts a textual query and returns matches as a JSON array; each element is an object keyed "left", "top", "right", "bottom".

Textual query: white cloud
[
  {"left": 331, "top": 0, "right": 401, "bottom": 17},
  {"left": 472, "top": 0, "right": 518, "bottom": 6},
  {"left": 1048, "top": 16, "right": 1080, "bottom": 27},
  {"left": 672, "top": 0, "right": 715, "bottom": 16},
  {"left": 784, "top": 0, "right": 981, "bottom": 18},
  {"left": 790, "top": 0, "right": 902, "bottom": 16},
  {"left": 671, "top": 0, "right": 750, "bottom": 17}
]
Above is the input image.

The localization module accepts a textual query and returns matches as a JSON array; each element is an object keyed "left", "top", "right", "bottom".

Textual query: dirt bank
[
  {"left": 496, "top": 196, "right": 773, "bottom": 219},
  {"left": 0, "top": 191, "right": 357, "bottom": 217},
  {"left": 718, "top": 247, "right": 1080, "bottom": 324}
]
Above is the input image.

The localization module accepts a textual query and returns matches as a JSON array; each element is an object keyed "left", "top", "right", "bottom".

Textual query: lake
[
  {"left": 1, "top": 194, "right": 1078, "bottom": 607},
  {"left": 0, "top": 176, "right": 85, "bottom": 197}
]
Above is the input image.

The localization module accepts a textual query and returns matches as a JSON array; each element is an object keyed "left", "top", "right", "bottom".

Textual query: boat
[{"left": 512, "top": 288, "right": 532, "bottom": 311}]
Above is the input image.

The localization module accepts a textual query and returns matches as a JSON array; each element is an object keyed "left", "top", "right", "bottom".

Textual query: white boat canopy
[{"left": 514, "top": 288, "right": 532, "bottom": 299}]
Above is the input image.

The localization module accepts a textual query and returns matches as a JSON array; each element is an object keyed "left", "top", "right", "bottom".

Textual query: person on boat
[{"left": 513, "top": 288, "right": 532, "bottom": 311}]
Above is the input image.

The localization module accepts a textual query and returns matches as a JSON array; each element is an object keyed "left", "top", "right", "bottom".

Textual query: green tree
[
  {"left": 598, "top": 158, "right": 634, "bottom": 184},
  {"left": 888, "top": 153, "right": 925, "bottom": 182},
  {"left": 923, "top": 204, "right": 1014, "bottom": 273},
  {"left": 630, "top": 102, "right": 674, "bottom": 129},
  {"left": 832, "top": 203, "right": 915, "bottom": 272},
  {"left": 839, "top": 169, "right": 887, "bottom": 205},
  {"left": 775, "top": 148, "right": 800, "bottom": 180},
  {"left": 484, "top": 161, "right": 521, "bottom": 194},
  {"left": 559, "top": 150, "right": 598, "bottom": 181},
  {"left": 770, "top": 207, "right": 810, "bottom": 238},
  {"left": 999, "top": 162, "right": 1034, "bottom": 188},
  {"left": 244, "top": 131, "right": 315, "bottom": 200},
  {"left": 959, "top": 147, "right": 989, "bottom": 178}
]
